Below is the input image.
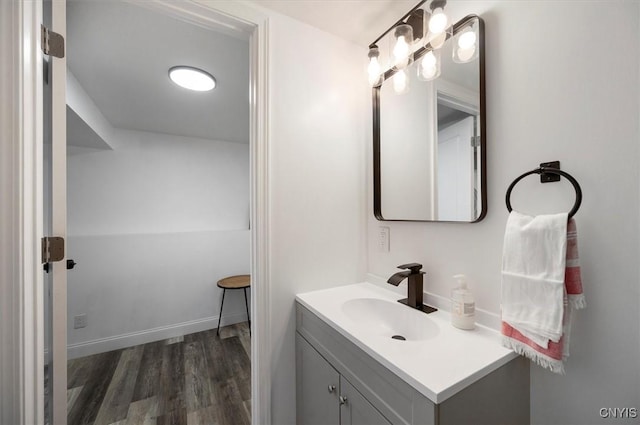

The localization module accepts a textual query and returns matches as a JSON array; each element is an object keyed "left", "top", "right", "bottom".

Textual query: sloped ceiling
[
  {"left": 67, "top": 1, "right": 250, "bottom": 143},
  {"left": 66, "top": 0, "right": 420, "bottom": 144}
]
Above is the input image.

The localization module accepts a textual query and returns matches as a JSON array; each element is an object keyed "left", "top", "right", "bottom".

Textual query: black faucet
[{"left": 387, "top": 263, "right": 437, "bottom": 314}]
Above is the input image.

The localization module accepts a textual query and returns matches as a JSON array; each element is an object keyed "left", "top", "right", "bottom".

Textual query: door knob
[
  {"left": 327, "top": 385, "right": 336, "bottom": 393},
  {"left": 339, "top": 396, "right": 348, "bottom": 405}
]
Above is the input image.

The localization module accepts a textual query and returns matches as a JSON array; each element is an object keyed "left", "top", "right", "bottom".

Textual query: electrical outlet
[
  {"left": 73, "top": 314, "right": 87, "bottom": 329},
  {"left": 378, "top": 226, "right": 390, "bottom": 252}
]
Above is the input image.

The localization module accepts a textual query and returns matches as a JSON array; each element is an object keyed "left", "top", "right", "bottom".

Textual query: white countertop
[{"left": 296, "top": 282, "right": 517, "bottom": 404}]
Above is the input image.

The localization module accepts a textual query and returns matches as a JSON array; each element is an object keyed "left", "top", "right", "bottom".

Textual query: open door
[
  {"left": 437, "top": 115, "right": 476, "bottom": 221},
  {"left": 42, "top": 0, "right": 67, "bottom": 423}
]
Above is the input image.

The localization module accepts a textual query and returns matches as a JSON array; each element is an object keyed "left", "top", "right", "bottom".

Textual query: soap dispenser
[{"left": 451, "top": 274, "right": 475, "bottom": 330}]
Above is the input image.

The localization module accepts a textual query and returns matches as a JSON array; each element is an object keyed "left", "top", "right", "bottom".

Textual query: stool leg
[
  {"left": 217, "top": 288, "right": 226, "bottom": 337},
  {"left": 244, "top": 287, "right": 251, "bottom": 337}
]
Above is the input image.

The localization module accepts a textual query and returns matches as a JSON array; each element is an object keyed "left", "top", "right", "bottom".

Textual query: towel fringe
[
  {"left": 502, "top": 336, "right": 566, "bottom": 375},
  {"left": 568, "top": 294, "right": 586, "bottom": 310}
]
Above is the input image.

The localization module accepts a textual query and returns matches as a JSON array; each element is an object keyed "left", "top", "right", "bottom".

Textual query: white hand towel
[{"left": 501, "top": 211, "right": 568, "bottom": 344}]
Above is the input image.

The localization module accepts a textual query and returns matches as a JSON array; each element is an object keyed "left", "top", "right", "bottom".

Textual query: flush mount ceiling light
[{"left": 168, "top": 66, "right": 216, "bottom": 91}]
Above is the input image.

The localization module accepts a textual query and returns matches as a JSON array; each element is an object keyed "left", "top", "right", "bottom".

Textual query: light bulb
[
  {"left": 418, "top": 51, "right": 440, "bottom": 81},
  {"left": 428, "top": 8, "right": 448, "bottom": 34},
  {"left": 456, "top": 46, "right": 476, "bottom": 62},
  {"left": 393, "top": 35, "right": 410, "bottom": 67},
  {"left": 458, "top": 31, "right": 476, "bottom": 49},
  {"left": 391, "top": 24, "right": 413, "bottom": 69},
  {"left": 422, "top": 51, "right": 437, "bottom": 67},
  {"left": 367, "top": 56, "right": 382, "bottom": 86},
  {"left": 393, "top": 70, "right": 408, "bottom": 94},
  {"left": 453, "top": 26, "right": 478, "bottom": 63},
  {"left": 420, "top": 64, "right": 437, "bottom": 80}
]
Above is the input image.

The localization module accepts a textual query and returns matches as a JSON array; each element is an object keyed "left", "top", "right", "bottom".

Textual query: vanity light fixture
[
  {"left": 366, "top": 0, "right": 479, "bottom": 92},
  {"left": 168, "top": 66, "right": 216, "bottom": 91},
  {"left": 367, "top": 2, "right": 426, "bottom": 87}
]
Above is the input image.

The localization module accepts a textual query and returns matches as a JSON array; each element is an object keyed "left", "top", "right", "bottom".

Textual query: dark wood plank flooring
[{"left": 67, "top": 322, "right": 251, "bottom": 425}]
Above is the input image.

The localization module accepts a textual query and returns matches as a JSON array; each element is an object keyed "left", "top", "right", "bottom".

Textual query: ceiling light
[{"left": 168, "top": 66, "right": 216, "bottom": 91}]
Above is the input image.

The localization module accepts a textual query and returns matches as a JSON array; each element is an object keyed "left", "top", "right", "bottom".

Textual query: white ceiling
[
  {"left": 67, "top": 1, "right": 250, "bottom": 143},
  {"left": 253, "top": 0, "right": 418, "bottom": 47},
  {"left": 66, "top": 0, "right": 425, "bottom": 144}
]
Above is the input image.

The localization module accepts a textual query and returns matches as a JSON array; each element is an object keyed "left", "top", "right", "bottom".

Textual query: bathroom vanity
[{"left": 296, "top": 283, "right": 530, "bottom": 425}]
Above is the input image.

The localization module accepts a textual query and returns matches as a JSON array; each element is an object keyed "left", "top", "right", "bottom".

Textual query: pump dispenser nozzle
[{"left": 453, "top": 274, "right": 468, "bottom": 289}]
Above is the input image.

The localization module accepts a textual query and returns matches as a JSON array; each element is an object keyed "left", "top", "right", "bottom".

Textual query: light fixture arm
[
  {"left": 368, "top": 0, "right": 428, "bottom": 48},
  {"left": 429, "top": 0, "right": 447, "bottom": 11}
]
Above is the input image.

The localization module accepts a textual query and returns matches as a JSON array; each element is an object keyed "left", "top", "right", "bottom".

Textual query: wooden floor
[{"left": 67, "top": 322, "right": 251, "bottom": 425}]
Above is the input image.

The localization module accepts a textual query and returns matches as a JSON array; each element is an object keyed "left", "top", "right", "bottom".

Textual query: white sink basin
[
  {"left": 296, "top": 282, "right": 517, "bottom": 403},
  {"left": 341, "top": 298, "right": 440, "bottom": 342},
  {"left": 297, "top": 282, "right": 518, "bottom": 403}
]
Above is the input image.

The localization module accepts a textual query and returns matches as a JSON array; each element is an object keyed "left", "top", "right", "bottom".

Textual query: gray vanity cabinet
[
  {"left": 339, "top": 377, "right": 391, "bottom": 425},
  {"left": 296, "top": 302, "right": 530, "bottom": 425},
  {"left": 297, "top": 334, "right": 390, "bottom": 425},
  {"left": 297, "top": 333, "right": 340, "bottom": 425}
]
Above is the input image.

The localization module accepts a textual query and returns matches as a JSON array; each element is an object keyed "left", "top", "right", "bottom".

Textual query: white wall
[
  {"left": 367, "top": 2, "right": 639, "bottom": 424},
  {"left": 68, "top": 128, "right": 250, "bottom": 235},
  {"left": 67, "top": 71, "right": 114, "bottom": 150},
  {"left": 266, "top": 12, "right": 368, "bottom": 425},
  {"left": 66, "top": 230, "right": 250, "bottom": 358},
  {"left": 380, "top": 74, "right": 436, "bottom": 219},
  {"left": 67, "top": 127, "right": 251, "bottom": 357}
]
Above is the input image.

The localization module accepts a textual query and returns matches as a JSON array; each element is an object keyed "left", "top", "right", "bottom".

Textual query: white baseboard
[{"left": 67, "top": 312, "right": 248, "bottom": 359}]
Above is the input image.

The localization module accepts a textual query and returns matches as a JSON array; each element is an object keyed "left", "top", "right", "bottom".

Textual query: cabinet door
[
  {"left": 340, "top": 377, "right": 391, "bottom": 425},
  {"left": 297, "top": 334, "right": 340, "bottom": 425}
]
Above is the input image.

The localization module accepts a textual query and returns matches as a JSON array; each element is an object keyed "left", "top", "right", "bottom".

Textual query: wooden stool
[{"left": 216, "top": 274, "right": 251, "bottom": 336}]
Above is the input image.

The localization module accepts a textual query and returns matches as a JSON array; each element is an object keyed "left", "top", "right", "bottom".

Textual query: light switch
[{"left": 378, "top": 226, "right": 390, "bottom": 252}]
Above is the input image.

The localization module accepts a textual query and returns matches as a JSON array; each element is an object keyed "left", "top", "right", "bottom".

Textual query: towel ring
[{"left": 505, "top": 167, "right": 582, "bottom": 218}]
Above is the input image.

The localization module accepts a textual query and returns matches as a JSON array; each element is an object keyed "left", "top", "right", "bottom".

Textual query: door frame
[
  {"left": 1, "top": 0, "right": 44, "bottom": 424},
  {"left": 3, "top": 0, "right": 272, "bottom": 424}
]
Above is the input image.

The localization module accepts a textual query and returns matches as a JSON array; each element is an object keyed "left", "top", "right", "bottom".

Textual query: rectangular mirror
[{"left": 373, "top": 15, "right": 485, "bottom": 222}]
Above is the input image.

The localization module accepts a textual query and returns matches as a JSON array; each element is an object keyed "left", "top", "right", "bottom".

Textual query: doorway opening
[{"left": 59, "top": 2, "right": 254, "bottom": 424}]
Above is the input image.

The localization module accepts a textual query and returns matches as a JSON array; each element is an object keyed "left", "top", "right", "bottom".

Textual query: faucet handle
[{"left": 397, "top": 263, "right": 423, "bottom": 273}]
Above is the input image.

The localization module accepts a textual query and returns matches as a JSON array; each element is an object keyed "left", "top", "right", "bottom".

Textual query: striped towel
[{"left": 502, "top": 218, "right": 585, "bottom": 374}]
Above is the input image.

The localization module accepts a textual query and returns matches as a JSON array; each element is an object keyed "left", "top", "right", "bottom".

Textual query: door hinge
[
  {"left": 41, "top": 24, "right": 65, "bottom": 58},
  {"left": 470, "top": 136, "right": 480, "bottom": 148},
  {"left": 41, "top": 237, "right": 65, "bottom": 264}
]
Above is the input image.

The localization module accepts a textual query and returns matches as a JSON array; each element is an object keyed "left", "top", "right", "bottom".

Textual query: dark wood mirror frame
[{"left": 373, "top": 14, "right": 486, "bottom": 223}]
